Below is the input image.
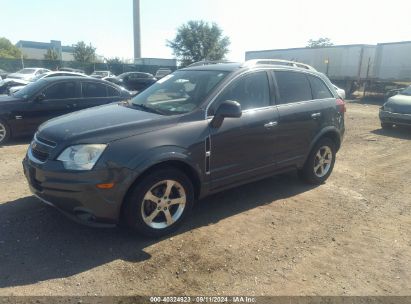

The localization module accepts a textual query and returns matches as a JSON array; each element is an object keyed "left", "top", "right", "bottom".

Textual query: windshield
[
  {"left": 12, "top": 79, "right": 46, "bottom": 99},
  {"left": 30, "top": 73, "right": 47, "bottom": 82},
  {"left": 400, "top": 86, "right": 411, "bottom": 96},
  {"left": 131, "top": 70, "right": 229, "bottom": 115},
  {"left": 16, "top": 68, "right": 36, "bottom": 74}
]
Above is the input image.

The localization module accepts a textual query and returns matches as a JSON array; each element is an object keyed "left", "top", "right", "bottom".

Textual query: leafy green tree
[
  {"left": 44, "top": 48, "right": 59, "bottom": 60},
  {"left": 307, "top": 37, "right": 334, "bottom": 48},
  {"left": 0, "top": 37, "right": 22, "bottom": 59},
  {"left": 73, "top": 41, "right": 96, "bottom": 63},
  {"left": 105, "top": 57, "right": 124, "bottom": 75},
  {"left": 167, "top": 20, "right": 230, "bottom": 67}
]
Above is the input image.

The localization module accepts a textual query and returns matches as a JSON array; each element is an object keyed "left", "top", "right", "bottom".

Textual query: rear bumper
[
  {"left": 379, "top": 109, "right": 411, "bottom": 126},
  {"left": 22, "top": 156, "right": 138, "bottom": 226}
]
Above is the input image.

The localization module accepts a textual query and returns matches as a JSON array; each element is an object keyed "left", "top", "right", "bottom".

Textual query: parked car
[
  {"left": 0, "top": 75, "right": 3, "bottom": 87},
  {"left": 90, "top": 70, "right": 114, "bottom": 79},
  {"left": 6, "top": 68, "right": 50, "bottom": 82},
  {"left": 0, "top": 77, "right": 131, "bottom": 145},
  {"left": 0, "top": 68, "right": 9, "bottom": 79},
  {"left": 23, "top": 61, "right": 345, "bottom": 237},
  {"left": 104, "top": 72, "right": 157, "bottom": 92},
  {"left": 155, "top": 68, "right": 172, "bottom": 79},
  {"left": 333, "top": 84, "right": 346, "bottom": 99},
  {"left": 8, "top": 71, "right": 88, "bottom": 94},
  {"left": 380, "top": 85, "right": 411, "bottom": 128},
  {"left": 59, "top": 67, "right": 86, "bottom": 74}
]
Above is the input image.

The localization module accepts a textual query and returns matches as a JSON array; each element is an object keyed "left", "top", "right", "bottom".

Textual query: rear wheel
[
  {"left": 123, "top": 168, "right": 194, "bottom": 238},
  {"left": 381, "top": 122, "right": 393, "bottom": 129},
  {"left": 0, "top": 119, "right": 10, "bottom": 145},
  {"left": 299, "top": 138, "right": 336, "bottom": 184}
]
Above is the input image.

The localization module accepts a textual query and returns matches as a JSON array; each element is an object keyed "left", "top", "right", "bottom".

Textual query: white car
[
  {"left": 6, "top": 67, "right": 50, "bottom": 82},
  {"left": 333, "top": 84, "right": 346, "bottom": 99},
  {"left": 8, "top": 71, "right": 88, "bottom": 94}
]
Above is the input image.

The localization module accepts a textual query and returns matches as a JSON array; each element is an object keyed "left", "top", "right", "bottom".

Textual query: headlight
[{"left": 57, "top": 144, "right": 107, "bottom": 170}]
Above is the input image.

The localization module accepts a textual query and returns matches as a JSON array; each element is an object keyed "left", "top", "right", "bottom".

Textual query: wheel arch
[{"left": 120, "top": 159, "right": 202, "bottom": 222}]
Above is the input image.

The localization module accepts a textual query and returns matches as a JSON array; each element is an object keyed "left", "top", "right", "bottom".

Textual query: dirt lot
[{"left": 0, "top": 101, "right": 410, "bottom": 296}]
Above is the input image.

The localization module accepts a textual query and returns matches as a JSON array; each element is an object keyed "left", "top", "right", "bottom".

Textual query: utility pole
[{"left": 133, "top": 0, "right": 141, "bottom": 61}]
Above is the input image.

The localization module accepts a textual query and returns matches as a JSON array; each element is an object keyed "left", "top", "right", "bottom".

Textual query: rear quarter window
[{"left": 307, "top": 75, "right": 333, "bottom": 99}]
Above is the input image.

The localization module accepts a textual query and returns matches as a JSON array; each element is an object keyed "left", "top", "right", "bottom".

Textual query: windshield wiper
[{"left": 131, "top": 103, "right": 166, "bottom": 115}]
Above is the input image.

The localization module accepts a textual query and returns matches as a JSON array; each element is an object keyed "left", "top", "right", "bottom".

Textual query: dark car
[
  {"left": 105, "top": 72, "right": 157, "bottom": 92},
  {"left": 0, "top": 77, "right": 131, "bottom": 144},
  {"left": 23, "top": 61, "right": 345, "bottom": 237},
  {"left": 380, "top": 85, "right": 411, "bottom": 128}
]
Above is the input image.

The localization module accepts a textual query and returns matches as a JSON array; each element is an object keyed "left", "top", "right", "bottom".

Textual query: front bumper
[
  {"left": 379, "top": 109, "right": 411, "bottom": 126},
  {"left": 22, "top": 155, "right": 138, "bottom": 226}
]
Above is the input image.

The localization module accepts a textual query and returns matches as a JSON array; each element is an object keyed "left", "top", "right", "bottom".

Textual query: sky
[{"left": 1, "top": 0, "right": 410, "bottom": 62}]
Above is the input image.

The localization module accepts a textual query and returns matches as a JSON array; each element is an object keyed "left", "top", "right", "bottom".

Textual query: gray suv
[{"left": 23, "top": 61, "right": 345, "bottom": 237}]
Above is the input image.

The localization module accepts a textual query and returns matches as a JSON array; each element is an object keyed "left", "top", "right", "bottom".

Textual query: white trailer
[{"left": 246, "top": 41, "right": 411, "bottom": 96}]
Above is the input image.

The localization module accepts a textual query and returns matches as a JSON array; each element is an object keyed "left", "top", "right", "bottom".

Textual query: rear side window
[
  {"left": 275, "top": 71, "right": 312, "bottom": 104},
  {"left": 82, "top": 82, "right": 107, "bottom": 98},
  {"left": 213, "top": 71, "right": 270, "bottom": 112},
  {"left": 107, "top": 85, "right": 120, "bottom": 97},
  {"left": 43, "top": 82, "right": 76, "bottom": 100},
  {"left": 307, "top": 75, "right": 333, "bottom": 99}
]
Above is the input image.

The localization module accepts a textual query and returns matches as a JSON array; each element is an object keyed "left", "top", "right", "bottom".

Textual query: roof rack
[
  {"left": 242, "top": 59, "right": 317, "bottom": 71},
  {"left": 187, "top": 60, "right": 236, "bottom": 67}
]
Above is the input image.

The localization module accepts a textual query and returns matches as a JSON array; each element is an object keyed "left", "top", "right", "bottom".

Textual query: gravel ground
[{"left": 0, "top": 101, "right": 410, "bottom": 296}]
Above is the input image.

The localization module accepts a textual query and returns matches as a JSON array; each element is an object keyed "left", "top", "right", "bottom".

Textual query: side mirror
[
  {"left": 210, "top": 100, "right": 242, "bottom": 128},
  {"left": 36, "top": 93, "right": 46, "bottom": 102}
]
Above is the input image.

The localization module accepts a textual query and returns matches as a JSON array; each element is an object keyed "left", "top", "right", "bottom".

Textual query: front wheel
[
  {"left": 122, "top": 168, "right": 194, "bottom": 238},
  {"left": 299, "top": 138, "right": 336, "bottom": 184},
  {"left": 0, "top": 119, "right": 10, "bottom": 146}
]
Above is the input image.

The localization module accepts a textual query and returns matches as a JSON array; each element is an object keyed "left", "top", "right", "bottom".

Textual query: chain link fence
[{"left": 0, "top": 58, "right": 176, "bottom": 76}]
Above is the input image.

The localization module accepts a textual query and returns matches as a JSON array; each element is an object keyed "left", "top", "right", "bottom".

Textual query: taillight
[{"left": 336, "top": 98, "right": 346, "bottom": 113}]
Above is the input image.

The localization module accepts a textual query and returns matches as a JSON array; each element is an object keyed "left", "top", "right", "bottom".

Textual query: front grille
[
  {"left": 31, "top": 147, "right": 49, "bottom": 162},
  {"left": 35, "top": 134, "right": 57, "bottom": 148}
]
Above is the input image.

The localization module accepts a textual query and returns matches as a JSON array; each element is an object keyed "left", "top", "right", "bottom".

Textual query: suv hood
[{"left": 38, "top": 102, "right": 178, "bottom": 144}]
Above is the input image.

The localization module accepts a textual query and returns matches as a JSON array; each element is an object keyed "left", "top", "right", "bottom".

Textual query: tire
[
  {"left": 122, "top": 167, "right": 194, "bottom": 238},
  {"left": 299, "top": 138, "right": 336, "bottom": 185},
  {"left": 0, "top": 119, "right": 10, "bottom": 146},
  {"left": 381, "top": 122, "right": 393, "bottom": 129}
]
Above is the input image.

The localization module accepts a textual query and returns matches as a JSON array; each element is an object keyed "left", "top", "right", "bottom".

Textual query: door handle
[
  {"left": 311, "top": 112, "right": 322, "bottom": 119},
  {"left": 264, "top": 121, "right": 278, "bottom": 129}
]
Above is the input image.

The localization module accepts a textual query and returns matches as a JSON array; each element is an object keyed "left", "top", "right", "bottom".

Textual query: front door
[
  {"left": 12, "top": 80, "right": 80, "bottom": 135},
  {"left": 208, "top": 71, "right": 280, "bottom": 190}
]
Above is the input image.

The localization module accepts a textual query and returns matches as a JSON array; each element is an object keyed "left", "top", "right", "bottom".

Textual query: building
[{"left": 15, "top": 40, "right": 75, "bottom": 61}]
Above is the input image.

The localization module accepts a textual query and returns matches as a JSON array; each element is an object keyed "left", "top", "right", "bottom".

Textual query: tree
[
  {"left": 105, "top": 57, "right": 124, "bottom": 75},
  {"left": 105, "top": 57, "right": 123, "bottom": 65},
  {"left": 73, "top": 41, "right": 96, "bottom": 63},
  {"left": 307, "top": 37, "right": 334, "bottom": 48},
  {"left": 167, "top": 20, "right": 230, "bottom": 67},
  {"left": 0, "top": 37, "right": 22, "bottom": 59},
  {"left": 44, "top": 48, "right": 59, "bottom": 60}
]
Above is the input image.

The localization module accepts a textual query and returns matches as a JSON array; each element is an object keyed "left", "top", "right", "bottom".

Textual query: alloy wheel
[
  {"left": 0, "top": 122, "right": 6, "bottom": 143},
  {"left": 140, "top": 179, "right": 186, "bottom": 229},
  {"left": 313, "top": 146, "right": 333, "bottom": 178}
]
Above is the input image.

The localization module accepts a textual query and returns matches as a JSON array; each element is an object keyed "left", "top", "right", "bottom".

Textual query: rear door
[
  {"left": 208, "top": 71, "right": 280, "bottom": 189},
  {"left": 78, "top": 81, "right": 123, "bottom": 110},
  {"left": 272, "top": 70, "right": 328, "bottom": 168}
]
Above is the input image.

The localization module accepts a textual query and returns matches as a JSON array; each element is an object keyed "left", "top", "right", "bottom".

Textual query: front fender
[{"left": 126, "top": 145, "right": 204, "bottom": 182}]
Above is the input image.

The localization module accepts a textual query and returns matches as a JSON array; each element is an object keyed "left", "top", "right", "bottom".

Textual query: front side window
[
  {"left": 82, "top": 82, "right": 107, "bottom": 98},
  {"left": 308, "top": 75, "right": 333, "bottom": 99},
  {"left": 107, "top": 85, "right": 120, "bottom": 97},
  {"left": 43, "top": 82, "right": 76, "bottom": 100},
  {"left": 275, "top": 71, "right": 312, "bottom": 104},
  {"left": 210, "top": 71, "right": 270, "bottom": 114},
  {"left": 131, "top": 70, "right": 229, "bottom": 115}
]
